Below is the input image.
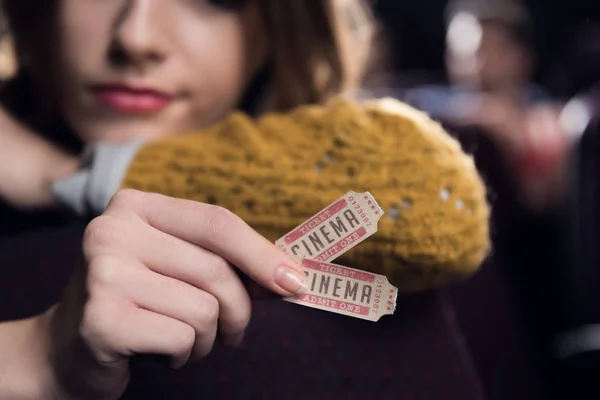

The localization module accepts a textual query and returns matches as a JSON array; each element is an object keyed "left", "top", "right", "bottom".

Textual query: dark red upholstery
[
  {"left": 560, "top": 92, "right": 600, "bottom": 332},
  {"left": 0, "top": 223, "right": 485, "bottom": 400},
  {"left": 440, "top": 89, "right": 600, "bottom": 400},
  {"left": 550, "top": 87, "right": 600, "bottom": 399},
  {"left": 440, "top": 125, "right": 546, "bottom": 400},
  {"left": 353, "top": 86, "right": 548, "bottom": 398}
]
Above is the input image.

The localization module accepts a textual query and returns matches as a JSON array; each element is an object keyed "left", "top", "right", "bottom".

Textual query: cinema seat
[{"left": 0, "top": 223, "right": 486, "bottom": 399}]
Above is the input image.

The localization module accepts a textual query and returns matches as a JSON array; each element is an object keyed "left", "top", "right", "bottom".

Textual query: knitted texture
[{"left": 121, "top": 97, "right": 491, "bottom": 292}]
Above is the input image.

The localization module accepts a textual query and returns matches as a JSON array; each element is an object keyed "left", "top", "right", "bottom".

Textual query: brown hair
[
  {"left": 260, "top": 1, "right": 375, "bottom": 110},
  {"left": 1, "top": 0, "right": 375, "bottom": 129}
]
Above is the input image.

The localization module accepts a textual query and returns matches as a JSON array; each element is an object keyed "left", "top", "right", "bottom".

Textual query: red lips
[{"left": 90, "top": 83, "right": 174, "bottom": 114}]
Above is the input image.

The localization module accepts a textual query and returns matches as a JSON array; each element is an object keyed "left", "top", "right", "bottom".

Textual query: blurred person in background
[
  {"left": 407, "top": 0, "right": 574, "bottom": 212},
  {"left": 407, "top": 0, "right": 547, "bottom": 119}
]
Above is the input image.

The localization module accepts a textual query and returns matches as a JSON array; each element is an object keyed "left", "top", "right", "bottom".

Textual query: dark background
[{"left": 374, "top": 0, "right": 600, "bottom": 98}]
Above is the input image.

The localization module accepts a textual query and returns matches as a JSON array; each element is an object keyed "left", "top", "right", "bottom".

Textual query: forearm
[{"left": 0, "top": 311, "right": 60, "bottom": 399}]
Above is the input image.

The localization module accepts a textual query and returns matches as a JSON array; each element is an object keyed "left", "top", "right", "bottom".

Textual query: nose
[{"left": 111, "top": 0, "right": 168, "bottom": 68}]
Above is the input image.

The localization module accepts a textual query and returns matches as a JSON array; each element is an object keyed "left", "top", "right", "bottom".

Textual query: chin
[{"left": 77, "top": 126, "right": 166, "bottom": 144}]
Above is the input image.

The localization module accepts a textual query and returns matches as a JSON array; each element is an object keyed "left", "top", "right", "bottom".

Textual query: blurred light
[
  {"left": 446, "top": 12, "right": 483, "bottom": 58},
  {"left": 559, "top": 97, "right": 591, "bottom": 142},
  {"left": 554, "top": 324, "right": 600, "bottom": 360}
]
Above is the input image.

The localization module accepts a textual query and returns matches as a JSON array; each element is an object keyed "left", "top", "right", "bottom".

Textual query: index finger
[{"left": 106, "top": 190, "right": 307, "bottom": 296}]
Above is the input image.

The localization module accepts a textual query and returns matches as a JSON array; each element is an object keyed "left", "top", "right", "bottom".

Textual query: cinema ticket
[
  {"left": 275, "top": 191, "right": 383, "bottom": 264},
  {"left": 276, "top": 191, "right": 399, "bottom": 322},
  {"left": 286, "top": 259, "right": 398, "bottom": 322}
]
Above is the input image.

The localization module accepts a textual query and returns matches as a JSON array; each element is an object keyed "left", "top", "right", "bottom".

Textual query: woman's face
[{"left": 55, "top": 0, "right": 267, "bottom": 143}]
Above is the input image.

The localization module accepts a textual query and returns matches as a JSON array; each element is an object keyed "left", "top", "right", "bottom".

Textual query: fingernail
[{"left": 274, "top": 265, "right": 307, "bottom": 294}]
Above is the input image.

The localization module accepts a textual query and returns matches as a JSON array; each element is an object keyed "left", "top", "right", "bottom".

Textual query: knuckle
[
  {"left": 204, "top": 255, "right": 231, "bottom": 284},
  {"left": 204, "top": 206, "right": 237, "bottom": 243},
  {"left": 83, "top": 215, "right": 125, "bottom": 256},
  {"left": 172, "top": 324, "right": 196, "bottom": 354},
  {"left": 80, "top": 300, "right": 119, "bottom": 350},
  {"left": 106, "top": 189, "right": 145, "bottom": 211},
  {"left": 87, "top": 255, "right": 124, "bottom": 291},
  {"left": 196, "top": 295, "right": 220, "bottom": 327},
  {"left": 229, "top": 305, "right": 251, "bottom": 333}
]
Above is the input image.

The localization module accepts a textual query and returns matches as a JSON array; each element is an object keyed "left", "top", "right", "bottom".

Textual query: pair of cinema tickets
[{"left": 275, "top": 191, "right": 398, "bottom": 322}]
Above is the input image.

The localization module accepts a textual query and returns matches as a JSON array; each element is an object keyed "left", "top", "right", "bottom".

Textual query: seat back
[
  {"left": 0, "top": 224, "right": 485, "bottom": 400},
  {"left": 442, "top": 124, "right": 545, "bottom": 400},
  {"left": 551, "top": 87, "right": 600, "bottom": 399}
]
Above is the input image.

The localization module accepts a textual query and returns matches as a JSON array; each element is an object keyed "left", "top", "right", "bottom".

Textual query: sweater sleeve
[
  {"left": 118, "top": 99, "right": 491, "bottom": 293},
  {"left": 52, "top": 140, "right": 143, "bottom": 215}
]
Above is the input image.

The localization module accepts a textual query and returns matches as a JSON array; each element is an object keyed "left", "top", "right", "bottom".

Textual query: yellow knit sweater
[{"left": 121, "top": 97, "right": 491, "bottom": 293}]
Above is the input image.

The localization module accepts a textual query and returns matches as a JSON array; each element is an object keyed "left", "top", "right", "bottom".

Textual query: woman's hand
[
  {"left": 0, "top": 106, "right": 80, "bottom": 210},
  {"left": 43, "top": 189, "right": 306, "bottom": 400}
]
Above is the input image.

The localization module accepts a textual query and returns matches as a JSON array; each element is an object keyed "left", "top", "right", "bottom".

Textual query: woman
[{"left": 0, "top": 1, "right": 375, "bottom": 398}]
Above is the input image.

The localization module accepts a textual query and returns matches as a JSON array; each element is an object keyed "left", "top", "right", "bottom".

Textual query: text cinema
[
  {"left": 290, "top": 210, "right": 361, "bottom": 258},
  {"left": 304, "top": 269, "right": 373, "bottom": 305}
]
